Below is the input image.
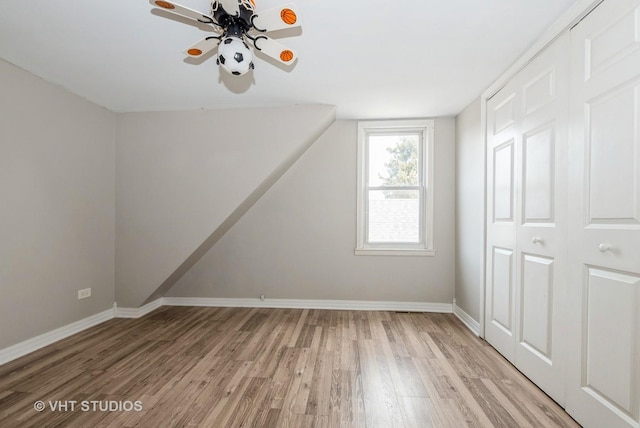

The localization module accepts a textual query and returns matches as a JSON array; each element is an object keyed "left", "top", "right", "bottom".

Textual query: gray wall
[
  {"left": 454, "top": 98, "right": 484, "bottom": 322},
  {"left": 115, "top": 105, "right": 336, "bottom": 308},
  {"left": 167, "top": 119, "right": 456, "bottom": 304},
  {"left": 0, "top": 59, "right": 115, "bottom": 349}
]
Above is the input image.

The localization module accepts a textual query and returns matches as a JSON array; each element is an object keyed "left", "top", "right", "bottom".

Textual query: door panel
[
  {"left": 522, "top": 124, "right": 555, "bottom": 223},
  {"left": 523, "top": 68, "right": 556, "bottom": 116},
  {"left": 586, "top": 6, "right": 640, "bottom": 80},
  {"left": 586, "top": 80, "right": 640, "bottom": 224},
  {"left": 494, "top": 141, "right": 516, "bottom": 222},
  {"left": 584, "top": 267, "right": 639, "bottom": 418},
  {"left": 492, "top": 247, "right": 514, "bottom": 333},
  {"left": 493, "top": 94, "right": 516, "bottom": 134},
  {"left": 567, "top": 1, "right": 640, "bottom": 427},
  {"left": 520, "top": 253, "right": 554, "bottom": 361}
]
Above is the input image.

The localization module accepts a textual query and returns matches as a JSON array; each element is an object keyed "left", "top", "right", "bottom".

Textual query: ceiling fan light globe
[{"left": 217, "top": 36, "right": 254, "bottom": 76}]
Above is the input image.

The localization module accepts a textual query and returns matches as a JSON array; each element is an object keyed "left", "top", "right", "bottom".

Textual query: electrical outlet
[
  {"left": 77, "top": 288, "right": 91, "bottom": 300},
  {"left": 260, "top": 294, "right": 265, "bottom": 301}
]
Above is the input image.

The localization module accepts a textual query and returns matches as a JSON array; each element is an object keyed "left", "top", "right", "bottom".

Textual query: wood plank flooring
[{"left": 0, "top": 307, "right": 580, "bottom": 427}]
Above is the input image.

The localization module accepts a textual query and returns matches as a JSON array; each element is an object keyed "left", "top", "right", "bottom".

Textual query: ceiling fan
[{"left": 149, "top": 0, "right": 301, "bottom": 76}]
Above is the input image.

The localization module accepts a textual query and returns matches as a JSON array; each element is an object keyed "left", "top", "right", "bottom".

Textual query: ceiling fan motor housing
[{"left": 211, "top": 1, "right": 254, "bottom": 35}]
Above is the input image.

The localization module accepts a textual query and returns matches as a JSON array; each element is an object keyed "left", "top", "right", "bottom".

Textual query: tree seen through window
[{"left": 380, "top": 136, "right": 419, "bottom": 199}]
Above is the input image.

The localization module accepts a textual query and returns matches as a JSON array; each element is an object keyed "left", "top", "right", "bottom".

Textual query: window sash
[
  {"left": 365, "top": 131, "right": 422, "bottom": 188},
  {"left": 365, "top": 188, "right": 425, "bottom": 246},
  {"left": 356, "top": 119, "right": 434, "bottom": 255}
]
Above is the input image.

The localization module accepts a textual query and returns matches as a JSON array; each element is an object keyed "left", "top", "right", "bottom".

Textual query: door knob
[{"left": 598, "top": 243, "right": 611, "bottom": 252}]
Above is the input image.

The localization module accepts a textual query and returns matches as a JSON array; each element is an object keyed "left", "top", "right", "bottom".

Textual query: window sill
[{"left": 354, "top": 248, "right": 436, "bottom": 257}]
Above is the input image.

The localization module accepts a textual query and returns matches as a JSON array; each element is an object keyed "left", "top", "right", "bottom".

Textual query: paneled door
[
  {"left": 513, "top": 32, "right": 569, "bottom": 405},
  {"left": 566, "top": 0, "right": 640, "bottom": 427},
  {"left": 485, "top": 32, "right": 569, "bottom": 405},
  {"left": 486, "top": 76, "right": 518, "bottom": 363}
]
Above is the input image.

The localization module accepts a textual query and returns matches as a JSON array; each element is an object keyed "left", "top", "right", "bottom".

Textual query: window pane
[
  {"left": 368, "top": 190, "right": 420, "bottom": 243},
  {"left": 368, "top": 134, "right": 419, "bottom": 187}
]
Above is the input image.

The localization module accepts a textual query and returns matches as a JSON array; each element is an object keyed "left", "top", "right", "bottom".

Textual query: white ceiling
[{"left": 0, "top": 0, "right": 580, "bottom": 118}]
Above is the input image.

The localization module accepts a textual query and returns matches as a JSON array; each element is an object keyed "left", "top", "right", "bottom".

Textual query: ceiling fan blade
[
  {"left": 252, "top": 35, "right": 297, "bottom": 66},
  {"left": 184, "top": 36, "right": 221, "bottom": 58},
  {"left": 150, "top": 0, "right": 217, "bottom": 26},
  {"left": 251, "top": 4, "right": 300, "bottom": 32}
]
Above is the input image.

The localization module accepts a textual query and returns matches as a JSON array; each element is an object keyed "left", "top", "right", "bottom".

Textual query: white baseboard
[
  {"left": 0, "top": 308, "right": 114, "bottom": 366},
  {"left": 453, "top": 302, "right": 481, "bottom": 336},
  {"left": 0, "top": 297, "right": 454, "bottom": 366},
  {"left": 114, "top": 298, "right": 164, "bottom": 318},
  {"left": 164, "top": 297, "right": 453, "bottom": 313}
]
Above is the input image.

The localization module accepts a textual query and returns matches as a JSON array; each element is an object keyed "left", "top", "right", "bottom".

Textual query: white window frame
[{"left": 355, "top": 119, "right": 435, "bottom": 256}]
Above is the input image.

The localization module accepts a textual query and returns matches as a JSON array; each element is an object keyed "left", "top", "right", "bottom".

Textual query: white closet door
[
  {"left": 566, "top": 0, "right": 640, "bottom": 427},
  {"left": 486, "top": 78, "right": 519, "bottom": 363},
  {"left": 485, "top": 33, "right": 569, "bottom": 404},
  {"left": 514, "top": 32, "right": 569, "bottom": 406}
]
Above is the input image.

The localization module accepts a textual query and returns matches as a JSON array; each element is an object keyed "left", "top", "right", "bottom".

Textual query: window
[{"left": 356, "top": 119, "right": 434, "bottom": 256}]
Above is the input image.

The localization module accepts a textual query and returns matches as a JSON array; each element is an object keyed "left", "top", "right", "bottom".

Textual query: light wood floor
[{"left": 0, "top": 307, "right": 579, "bottom": 427}]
